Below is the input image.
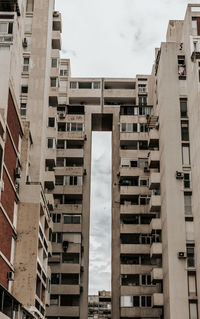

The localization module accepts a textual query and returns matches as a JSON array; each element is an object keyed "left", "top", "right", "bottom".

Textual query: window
[
  {"left": 10, "top": 237, "right": 15, "bottom": 265},
  {"left": 93, "top": 81, "right": 100, "bottom": 89},
  {"left": 13, "top": 201, "right": 18, "bottom": 229},
  {"left": 138, "top": 158, "right": 148, "bottom": 169},
  {"left": 55, "top": 176, "right": 64, "bottom": 185},
  {"left": 189, "top": 302, "right": 198, "bottom": 319},
  {"left": 65, "top": 176, "right": 83, "bottom": 186},
  {"left": 0, "top": 22, "right": 13, "bottom": 34},
  {"left": 60, "top": 69, "right": 67, "bottom": 76},
  {"left": 51, "top": 58, "right": 58, "bottom": 68},
  {"left": 141, "top": 274, "right": 152, "bottom": 286},
  {"left": 139, "top": 141, "right": 148, "bottom": 150},
  {"left": 182, "top": 144, "right": 190, "bottom": 165},
  {"left": 51, "top": 273, "right": 59, "bottom": 285},
  {"left": 50, "top": 295, "right": 59, "bottom": 306},
  {"left": 63, "top": 215, "right": 81, "bottom": 224},
  {"left": 186, "top": 221, "right": 194, "bottom": 241},
  {"left": 23, "top": 57, "right": 29, "bottom": 72},
  {"left": 20, "top": 103, "right": 27, "bottom": 116},
  {"left": 140, "top": 178, "right": 149, "bottom": 187},
  {"left": 52, "top": 213, "right": 61, "bottom": 223},
  {"left": 188, "top": 273, "right": 197, "bottom": 295},
  {"left": 181, "top": 121, "right": 189, "bottom": 141},
  {"left": 21, "top": 85, "right": 28, "bottom": 94},
  {"left": 26, "top": 0, "right": 34, "bottom": 12},
  {"left": 184, "top": 173, "right": 190, "bottom": 188},
  {"left": 184, "top": 192, "right": 192, "bottom": 215},
  {"left": 138, "top": 83, "right": 147, "bottom": 93},
  {"left": 70, "top": 82, "right": 77, "bottom": 89},
  {"left": 47, "top": 138, "right": 56, "bottom": 149},
  {"left": 48, "top": 117, "right": 55, "bottom": 127},
  {"left": 180, "top": 98, "right": 187, "bottom": 117},
  {"left": 187, "top": 245, "right": 195, "bottom": 268},
  {"left": 50, "top": 77, "right": 57, "bottom": 87},
  {"left": 56, "top": 157, "right": 65, "bottom": 167},
  {"left": 120, "top": 123, "right": 138, "bottom": 133},
  {"left": 138, "top": 96, "right": 147, "bottom": 105},
  {"left": 141, "top": 295, "right": 152, "bottom": 308},
  {"left": 120, "top": 296, "right": 132, "bottom": 307},
  {"left": 52, "top": 232, "right": 62, "bottom": 243},
  {"left": 140, "top": 123, "right": 148, "bottom": 132},
  {"left": 140, "top": 195, "right": 150, "bottom": 205},
  {"left": 66, "top": 122, "right": 84, "bottom": 132},
  {"left": 62, "top": 253, "right": 79, "bottom": 264},
  {"left": 57, "top": 139, "right": 65, "bottom": 149},
  {"left": 178, "top": 55, "right": 186, "bottom": 77}
]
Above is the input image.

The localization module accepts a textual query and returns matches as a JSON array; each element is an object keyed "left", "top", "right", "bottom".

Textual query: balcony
[
  {"left": 45, "top": 149, "right": 56, "bottom": 167},
  {"left": 151, "top": 268, "right": 163, "bottom": 282},
  {"left": 152, "top": 293, "right": 164, "bottom": 307},
  {"left": 120, "top": 224, "right": 149, "bottom": 234},
  {"left": 50, "top": 264, "right": 80, "bottom": 274},
  {"left": 120, "top": 264, "right": 153, "bottom": 275},
  {"left": 45, "top": 193, "right": 54, "bottom": 211},
  {"left": 149, "top": 172, "right": 160, "bottom": 189},
  {"left": 150, "top": 218, "right": 161, "bottom": 232},
  {"left": 54, "top": 185, "right": 83, "bottom": 195},
  {"left": 54, "top": 203, "right": 82, "bottom": 214},
  {"left": 46, "top": 306, "right": 79, "bottom": 317},
  {"left": 148, "top": 129, "right": 159, "bottom": 148},
  {"left": 120, "top": 307, "right": 162, "bottom": 317},
  {"left": 148, "top": 151, "right": 160, "bottom": 169},
  {"left": 121, "top": 244, "right": 150, "bottom": 255},
  {"left": 0, "top": 0, "right": 20, "bottom": 15},
  {"left": 53, "top": 223, "right": 81, "bottom": 233},
  {"left": 150, "top": 243, "right": 162, "bottom": 258},
  {"left": 121, "top": 285, "right": 157, "bottom": 296},
  {"left": 51, "top": 285, "right": 80, "bottom": 295},
  {"left": 44, "top": 170, "right": 55, "bottom": 190},
  {"left": 120, "top": 186, "right": 151, "bottom": 196},
  {"left": 57, "top": 148, "right": 84, "bottom": 158},
  {"left": 120, "top": 204, "right": 149, "bottom": 215},
  {"left": 52, "top": 30, "right": 61, "bottom": 50},
  {"left": 149, "top": 195, "right": 161, "bottom": 212},
  {"left": 120, "top": 132, "right": 149, "bottom": 141},
  {"left": 49, "top": 90, "right": 58, "bottom": 107},
  {"left": 57, "top": 131, "right": 85, "bottom": 140}
]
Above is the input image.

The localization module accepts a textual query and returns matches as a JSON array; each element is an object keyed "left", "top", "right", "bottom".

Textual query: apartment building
[
  {"left": 0, "top": 0, "right": 62, "bottom": 318},
  {"left": 88, "top": 291, "right": 111, "bottom": 319}
]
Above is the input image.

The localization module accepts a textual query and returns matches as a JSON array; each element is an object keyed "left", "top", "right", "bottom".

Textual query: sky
[
  {"left": 55, "top": 0, "right": 200, "bottom": 78},
  {"left": 54, "top": 0, "right": 199, "bottom": 294},
  {"left": 89, "top": 132, "right": 112, "bottom": 294}
]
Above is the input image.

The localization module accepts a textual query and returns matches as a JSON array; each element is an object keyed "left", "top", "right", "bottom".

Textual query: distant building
[{"left": 88, "top": 291, "right": 111, "bottom": 319}]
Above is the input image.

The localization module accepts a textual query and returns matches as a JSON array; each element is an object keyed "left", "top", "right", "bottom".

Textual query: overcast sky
[
  {"left": 54, "top": 0, "right": 199, "bottom": 295},
  {"left": 55, "top": 0, "right": 199, "bottom": 78}
]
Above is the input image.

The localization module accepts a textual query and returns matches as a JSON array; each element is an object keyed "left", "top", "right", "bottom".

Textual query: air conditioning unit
[
  {"left": 178, "top": 251, "right": 186, "bottom": 259},
  {"left": 7, "top": 271, "right": 14, "bottom": 281},
  {"left": 59, "top": 112, "right": 65, "bottom": 119},
  {"left": 22, "top": 38, "right": 27, "bottom": 48},
  {"left": 14, "top": 167, "right": 21, "bottom": 179},
  {"left": 176, "top": 171, "right": 184, "bottom": 179},
  {"left": 53, "top": 11, "right": 59, "bottom": 17}
]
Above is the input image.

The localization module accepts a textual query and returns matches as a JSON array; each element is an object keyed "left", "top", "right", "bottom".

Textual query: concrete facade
[{"left": 1, "top": 2, "right": 200, "bottom": 319}]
